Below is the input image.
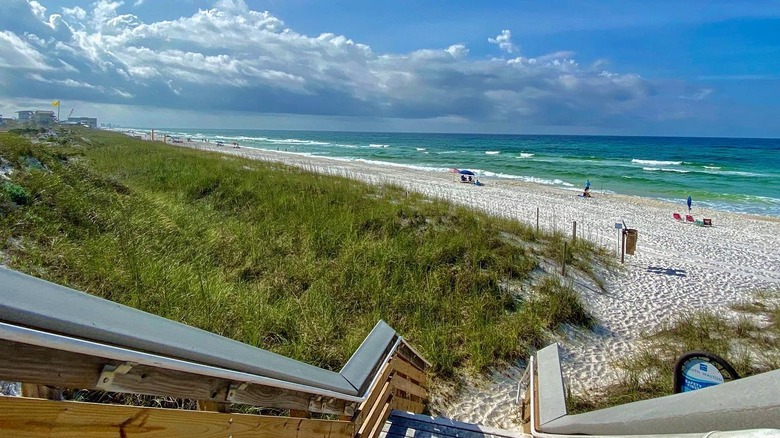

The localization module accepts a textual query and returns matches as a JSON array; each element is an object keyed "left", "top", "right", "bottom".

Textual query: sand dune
[{"left": 169, "top": 138, "right": 780, "bottom": 429}]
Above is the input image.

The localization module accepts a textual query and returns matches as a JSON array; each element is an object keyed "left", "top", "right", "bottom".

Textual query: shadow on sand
[{"left": 646, "top": 266, "right": 688, "bottom": 277}]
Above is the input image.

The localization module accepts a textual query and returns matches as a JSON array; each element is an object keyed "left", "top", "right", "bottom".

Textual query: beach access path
[{"left": 167, "top": 138, "right": 780, "bottom": 430}]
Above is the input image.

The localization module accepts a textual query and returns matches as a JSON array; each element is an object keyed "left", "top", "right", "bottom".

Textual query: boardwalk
[{"left": 382, "top": 410, "right": 524, "bottom": 438}]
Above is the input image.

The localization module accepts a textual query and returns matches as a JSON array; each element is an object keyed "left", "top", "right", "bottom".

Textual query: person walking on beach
[{"left": 585, "top": 179, "right": 591, "bottom": 191}]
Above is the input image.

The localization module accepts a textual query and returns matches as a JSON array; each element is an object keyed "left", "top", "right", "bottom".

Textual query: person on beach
[{"left": 580, "top": 179, "right": 592, "bottom": 197}]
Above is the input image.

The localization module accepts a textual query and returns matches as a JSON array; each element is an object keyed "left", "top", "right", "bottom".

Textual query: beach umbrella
[
  {"left": 687, "top": 196, "right": 692, "bottom": 211},
  {"left": 459, "top": 169, "right": 475, "bottom": 176}
]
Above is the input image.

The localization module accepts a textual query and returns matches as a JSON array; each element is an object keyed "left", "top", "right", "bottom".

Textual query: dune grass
[
  {"left": 0, "top": 128, "right": 607, "bottom": 376},
  {"left": 568, "top": 290, "right": 780, "bottom": 412}
]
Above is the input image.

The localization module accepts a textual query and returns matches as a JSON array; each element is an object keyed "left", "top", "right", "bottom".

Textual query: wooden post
[
  {"left": 561, "top": 242, "right": 567, "bottom": 276},
  {"left": 621, "top": 229, "right": 626, "bottom": 264},
  {"left": 290, "top": 409, "right": 311, "bottom": 418},
  {"left": 572, "top": 221, "right": 577, "bottom": 242},
  {"left": 21, "top": 384, "right": 59, "bottom": 400},
  {"left": 196, "top": 400, "right": 228, "bottom": 413},
  {"left": 536, "top": 207, "right": 539, "bottom": 234}
]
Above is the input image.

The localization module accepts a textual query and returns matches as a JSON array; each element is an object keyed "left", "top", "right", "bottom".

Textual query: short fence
[{"left": 171, "top": 144, "right": 622, "bottom": 257}]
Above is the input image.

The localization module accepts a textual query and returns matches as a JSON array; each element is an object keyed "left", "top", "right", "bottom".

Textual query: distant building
[
  {"left": 32, "top": 110, "right": 56, "bottom": 126},
  {"left": 67, "top": 117, "right": 98, "bottom": 129},
  {"left": 16, "top": 110, "right": 34, "bottom": 121},
  {"left": 15, "top": 110, "right": 55, "bottom": 126}
]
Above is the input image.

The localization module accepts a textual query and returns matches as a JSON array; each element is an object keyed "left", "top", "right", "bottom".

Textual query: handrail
[
  {"left": 340, "top": 319, "right": 399, "bottom": 394},
  {"left": 0, "top": 267, "right": 353, "bottom": 394},
  {"left": 0, "top": 321, "right": 365, "bottom": 402},
  {"left": 528, "top": 344, "right": 780, "bottom": 437},
  {"left": 0, "top": 266, "right": 429, "bottom": 408}
]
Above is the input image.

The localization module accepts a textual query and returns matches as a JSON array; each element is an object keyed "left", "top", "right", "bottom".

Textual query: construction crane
[{"left": 67, "top": 108, "right": 74, "bottom": 119}]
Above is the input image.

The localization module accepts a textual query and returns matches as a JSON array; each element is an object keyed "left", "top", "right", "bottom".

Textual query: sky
[{"left": 1, "top": 0, "right": 779, "bottom": 137}]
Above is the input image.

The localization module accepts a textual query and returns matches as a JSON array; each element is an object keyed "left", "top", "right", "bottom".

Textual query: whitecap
[
  {"left": 519, "top": 153, "right": 535, "bottom": 158},
  {"left": 485, "top": 151, "right": 500, "bottom": 155},
  {"left": 632, "top": 159, "right": 682, "bottom": 166}
]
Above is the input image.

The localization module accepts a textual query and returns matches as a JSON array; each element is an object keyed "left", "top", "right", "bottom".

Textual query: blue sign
[
  {"left": 681, "top": 360, "right": 724, "bottom": 392},
  {"left": 673, "top": 352, "right": 740, "bottom": 393}
]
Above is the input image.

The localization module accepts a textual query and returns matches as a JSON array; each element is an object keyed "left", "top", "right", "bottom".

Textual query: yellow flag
[{"left": 52, "top": 100, "right": 60, "bottom": 107}]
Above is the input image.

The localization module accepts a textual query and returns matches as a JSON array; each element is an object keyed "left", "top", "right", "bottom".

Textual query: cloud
[
  {"left": 679, "top": 88, "right": 713, "bottom": 101},
  {"left": 0, "top": 0, "right": 683, "bottom": 128},
  {"left": 488, "top": 30, "right": 518, "bottom": 54},
  {"left": 0, "top": 30, "right": 51, "bottom": 69},
  {"left": 133, "top": 0, "right": 144, "bottom": 7},
  {"left": 62, "top": 6, "right": 87, "bottom": 20}
]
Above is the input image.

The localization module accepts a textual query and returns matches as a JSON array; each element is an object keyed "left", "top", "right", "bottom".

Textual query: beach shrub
[
  {"left": 526, "top": 276, "right": 594, "bottom": 329},
  {"left": 2, "top": 181, "right": 30, "bottom": 205},
  {"left": 569, "top": 291, "right": 780, "bottom": 413}
]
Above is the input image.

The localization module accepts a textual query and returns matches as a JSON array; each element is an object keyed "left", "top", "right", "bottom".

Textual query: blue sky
[{"left": 1, "top": 0, "right": 779, "bottom": 137}]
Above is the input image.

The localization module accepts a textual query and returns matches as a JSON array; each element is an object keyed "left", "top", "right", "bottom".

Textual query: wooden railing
[{"left": 0, "top": 267, "right": 429, "bottom": 438}]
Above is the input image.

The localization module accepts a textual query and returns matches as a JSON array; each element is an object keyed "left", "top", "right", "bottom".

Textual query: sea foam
[{"left": 632, "top": 159, "right": 682, "bottom": 166}]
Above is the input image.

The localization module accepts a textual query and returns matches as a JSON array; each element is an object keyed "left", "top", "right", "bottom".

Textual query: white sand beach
[{"left": 162, "top": 137, "right": 780, "bottom": 429}]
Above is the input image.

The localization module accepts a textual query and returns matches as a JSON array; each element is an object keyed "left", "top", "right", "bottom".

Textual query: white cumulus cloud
[
  {"left": 488, "top": 30, "right": 518, "bottom": 54},
  {"left": 0, "top": 0, "right": 680, "bottom": 128}
]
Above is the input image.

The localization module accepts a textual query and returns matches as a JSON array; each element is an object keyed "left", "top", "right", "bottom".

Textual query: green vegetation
[
  {"left": 569, "top": 290, "right": 780, "bottom": 412},
  {"left": 0, "top": 129, "right": 608, "bottom": 376}
]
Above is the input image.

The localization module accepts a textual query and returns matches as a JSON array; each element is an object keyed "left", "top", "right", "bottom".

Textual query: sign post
[{"left": 614, "top": 222, "right": 622, "bottom": 259}]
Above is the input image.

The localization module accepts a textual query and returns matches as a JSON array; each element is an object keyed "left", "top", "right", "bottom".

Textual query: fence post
[
  {"left": 561, "top": 242, "right": 567, "bottom": 276},
  {"left": 572, "top": 221, "right": 577, "bottom": 242},
  {"left": 621, "top": 229, "right": 626, "bottom": 264},
  {"left": 536, "top": 207, "right": 539, "bottom": 234}
]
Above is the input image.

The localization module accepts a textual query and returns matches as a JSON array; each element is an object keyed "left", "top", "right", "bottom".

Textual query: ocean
[{"left": 129, "top": 128, "right": 780, "bottom": 217}]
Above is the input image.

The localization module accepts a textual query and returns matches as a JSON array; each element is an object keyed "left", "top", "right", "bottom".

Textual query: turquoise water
[{"left": 133, "top": 129, "right": 780, "bottom": 217}]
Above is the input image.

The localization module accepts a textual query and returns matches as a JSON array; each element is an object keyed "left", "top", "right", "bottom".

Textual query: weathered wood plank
[
  {"left": 0, "top": 340, "right": 107, "bottom": 389},
  {"left": 0, "top": 396, "right": 354, "bottom": 438},
  {"left": 0, "top": 339, "right": 345, "bottom": 415},
  {"left": 354, "top": 360, "right": 394, "bottom": 426},
  {"left": 21, "top": 384, "right": 60, "bottom": 400},
  {"left": 196, "top": 400, "right": 228, "bottom": 413},
  {"left": 394, "top": 344, "right": 427, "bottom": 373},
  {"left": 356, "top": 381, "right": 392, "bottom": 438},
  {"left": 367, "top": 401, "right": 392, "bottom": 438},
  {"left": 289, "top": 409, "right": 311, "bottom": 418},
  {"left": 228, "top": 383, "right": 348, "bottom": 415},
  {"left": 390, "top": 375, "right": 426, "bottom": 400},
  {"left": 521, "top": 382, "right": 531, "bottom": 434},
  {"left": 391, "top": 358, "right": 426, "bottom": 386},
  {"left": 389, "top": 397, "right": 424, "bottom": 414}
]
